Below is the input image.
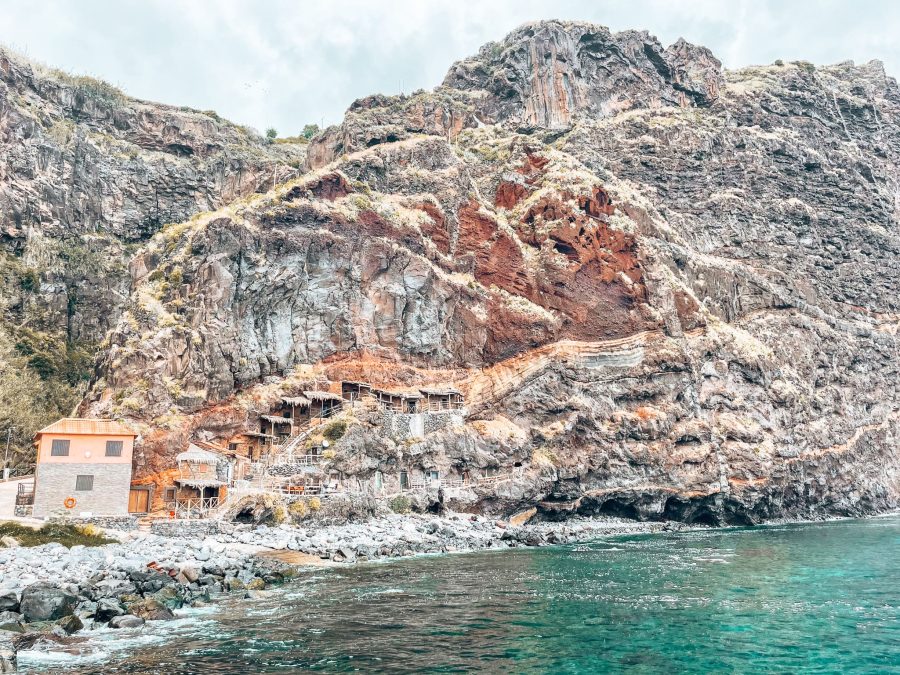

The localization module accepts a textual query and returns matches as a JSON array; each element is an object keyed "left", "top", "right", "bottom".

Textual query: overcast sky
[{"left": 3, "top": 0, "right": 898, "bottom": 136}]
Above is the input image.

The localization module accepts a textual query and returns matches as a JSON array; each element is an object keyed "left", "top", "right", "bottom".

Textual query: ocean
[{"left": 18, "top": 515, "right": 900, "bottom": 673}]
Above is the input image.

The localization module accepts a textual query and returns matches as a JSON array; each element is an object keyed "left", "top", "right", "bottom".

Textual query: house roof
[
  {"left": 419, "top": 386, "right": 462, "bottom": 396},
  {"left": 261, "top": 415, "right": 293, "bottom": 424},
  {"left": 176, "top": 444, "right": 221, "bottom": 464},
  {"left": 36, "top": 418, "right": 137, "bottom": 437},
  {"left": 372, "top": 387, "right": 423, "bottom": 399},
  {"left": 281, "top": 396, "right": 310, "bottom": 406},
  {"left": 303, "top": 390, "right": 343, "bottom": 402}
]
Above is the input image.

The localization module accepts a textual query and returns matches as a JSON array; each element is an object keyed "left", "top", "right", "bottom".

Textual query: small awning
[
  {"left": 176, "top": 444, "right": 221, "bottom": 464},
  {"left": 281, "top": 396, "right": 310, "bottom": 406},
  {"left": 261, "top": 415, "right": 293, "bottom": 425},
  {"left": 373, "top": 387, "right": 423, "bottom": 399},
  {"left": 243, "top": 431, "right": 276, "bottom": 438},
  {"left": 419, "top": 386, "right": 462, "bottom": 396},
  {"left": 303, "top": 390, "right": 343, "bottom": 402}
]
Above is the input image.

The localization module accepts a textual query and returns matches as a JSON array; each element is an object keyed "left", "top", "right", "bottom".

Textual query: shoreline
[{"left": 1, "top": 510, "right": 897, "bottom": 671}]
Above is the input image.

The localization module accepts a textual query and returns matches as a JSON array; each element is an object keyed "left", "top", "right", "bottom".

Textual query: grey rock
[
  {"left": 109, "top": 614, "right": 145, "bottom": 629},
  {"left": 19, "top": 585, "right": 76, "bottom": 623}
]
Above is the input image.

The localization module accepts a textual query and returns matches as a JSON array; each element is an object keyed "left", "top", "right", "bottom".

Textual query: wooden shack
[
  {"left": 419, "top": 386, "right": 464, "bottom": 411},
  {"left": 303, "top": 390, "right": 343, "bottom": 418},
  {"left": 260, "top": 414, "right": 293, "bottom": 443},
  {"left": 372, "top": 387, "right": 423, "bottom": 413},
  {"left": 341, "top": 381, "right": 373, "bottom": 402}
]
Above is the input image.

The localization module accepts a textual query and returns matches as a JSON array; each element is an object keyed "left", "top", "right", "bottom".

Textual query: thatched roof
[
  {"left": 372, "top": 387, "right": 423, "bottom": 399},
  {"left": 303, "top": 390, "right": 343, "bottom": 402},
  {"left": 281, "top": 396, "right": 310, "bottom": 406},
  {"left": 419, "top": 386, "right": 462, "bottom": 396},
  {"left": 176, "top": 444, "right": 220, "bottom": 464},
  {"left": 260, "top": 415, "right": 293, "bottom": 424}
]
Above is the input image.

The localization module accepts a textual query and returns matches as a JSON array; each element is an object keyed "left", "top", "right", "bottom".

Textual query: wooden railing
[{"left": 168, "top": 497, "right": 220, "bottom": 519}]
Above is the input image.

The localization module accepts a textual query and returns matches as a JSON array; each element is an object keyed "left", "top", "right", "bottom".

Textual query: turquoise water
[{"left": 24, "top": 516, "right": 900, "bottom": 673}]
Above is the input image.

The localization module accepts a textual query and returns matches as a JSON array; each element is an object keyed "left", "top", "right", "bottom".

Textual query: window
[
  {"left": 105, "top": 440, "right": 123, "bottom": 457},
  {"left": 426, "top": 470, "right": 440, "bottom": 482},
  {"left": 399, "top": 471, "right": 409, "bottom": 490},
  {"left": 228, "top": 443, "right": 238, "bottom": 452},
  {"left": 75, "top": 475, "right": 94, "bottom": 491},
  {"left": 164, "top": 487, "right": 176, "bottom": 502},
  {"left": 50, "top": 439, "right": 70, "bottom": 456}
]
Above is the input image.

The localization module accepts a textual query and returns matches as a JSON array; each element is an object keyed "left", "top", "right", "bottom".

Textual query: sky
[{"left": 2, "top": 0, "right": 899, "bottom": 136}]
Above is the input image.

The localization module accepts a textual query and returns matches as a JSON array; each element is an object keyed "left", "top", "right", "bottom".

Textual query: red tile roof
[{"left": 36, "top": 418, "right": 137, "bottom": 437}]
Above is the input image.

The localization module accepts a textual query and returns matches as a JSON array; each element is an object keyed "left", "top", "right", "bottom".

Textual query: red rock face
[
  {"left": 284, "top": 172, "right": 353, "bottom": 202},
  {"left": 455, "top": 183, "right": 653, "bottom": 343},
  {"left": 457, "top": 201, "right": 534, "bottom": 297},
  {"left": 310, "top": 173, "right": 352, "bottom": 200},
  {"left": 414, "top": 201, "right": 451, "bottom": 254},
  {"left": 495, "top": 180, "right": 529, "bottom": 209}
]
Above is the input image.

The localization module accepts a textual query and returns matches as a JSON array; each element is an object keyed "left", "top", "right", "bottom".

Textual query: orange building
[{"left": 31, "top": 418, "right": 137, "bottom": 518}]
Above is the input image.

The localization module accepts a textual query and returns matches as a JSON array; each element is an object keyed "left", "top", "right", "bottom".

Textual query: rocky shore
[{"left": 0, "top": 513, "right": 668, "bottom": 671}]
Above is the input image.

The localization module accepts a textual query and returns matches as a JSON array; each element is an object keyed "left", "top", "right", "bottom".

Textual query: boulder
[
  {"left": 127, "top": 598, "right": 175, "bottom": 621},
  {"left": 508, "top": 507, "right": 537, "bottom": 527},
  {"left": 19, "top": 585, "right": 76, "bottom": 623},
  {"left": 0, "top": 632, "right": 15, "bottom": 674},
  {"left": 151, "top": 585, "right": 184, "bottom": 610},
  {"left": 224, "top": 577, "right": 245, "bottom": 592},
  {"left": 0, "top": 537, "right": 19, "bottom": 549},
  {"left": 109, "top": 614, "right": 145, "bottom": 629},
  {"left": 0, "top": 590, "right": 20, "bottom": 614},
  {"left": 0, "top": 612, "right": 23, "bottom": 634},
  {"left": 245, "top": 578, "right": 265, "bottom": 591},
  {"left": 55, "top": 615, "right": 83, "bottom": 635},
  {"left": 180, "top": 565, "right": 200, "bottom": 583},
  {"left": 95, "top": 599, "right": 125, "bottom": 622}
]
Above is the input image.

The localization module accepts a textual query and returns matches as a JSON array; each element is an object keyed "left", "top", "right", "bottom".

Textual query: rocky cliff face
[
  {"left": 69, "top": 20, "right": 900, "bottom": 523},
  {"left": 0, "top": 47, "right": 305, "bottom": 455}
]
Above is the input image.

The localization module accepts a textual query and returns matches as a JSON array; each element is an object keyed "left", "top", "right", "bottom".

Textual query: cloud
[{"left": 1, "top": 0, "right": 898, "bottom": 135}]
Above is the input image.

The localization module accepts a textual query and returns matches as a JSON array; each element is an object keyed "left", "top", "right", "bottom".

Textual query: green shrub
[
  {"left": 322, "top": 420, "right": 347, "bottom": 442},
  {"left": 390, "top": 495, "right": 411, "bottom": 514},
  {"left": 19, "top": 268, "right": 40, "bottom": 292},
  {"left": 288, "top": 500, "right": 308, "bottom": 518},
  {"left": 0, "top": 521, "right": 115, "bottom": 547}
]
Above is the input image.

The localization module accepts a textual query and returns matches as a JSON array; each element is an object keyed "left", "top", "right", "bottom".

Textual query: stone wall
[
  {"left": 50, "top": 515, "right": 138, "bottom": 531},
  {"left": 378, "top": 411, "right": 465, "bottom": 441},
  {"left": 150, "top": 519, "right": 226, "bottom": 537},
  {"left": 32, "top": 462, "right": 132, "bottom": 518}
]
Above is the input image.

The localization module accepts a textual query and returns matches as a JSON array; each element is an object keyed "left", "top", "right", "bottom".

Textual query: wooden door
[{"left": 128, "top": 489, "right": 150, "bottom": 513}]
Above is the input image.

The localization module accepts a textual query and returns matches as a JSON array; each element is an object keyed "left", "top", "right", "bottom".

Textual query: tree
[
  {"left": 265, "top": 127, "right": 278, "bottom": 141},
  {"left": 302, "top": 124, "right": 320, "bottom": 140}
]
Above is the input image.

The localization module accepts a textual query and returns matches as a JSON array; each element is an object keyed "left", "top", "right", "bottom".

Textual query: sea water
[{"left": 18, "top": 515, "right": 899, "bottom": 673}]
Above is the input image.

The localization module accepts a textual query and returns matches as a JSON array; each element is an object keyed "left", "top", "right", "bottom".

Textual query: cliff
[
  {"left": 0, "top": 46, "right": 306, "bottom": 454},
  {"left": 10, "top": 21, "right": 900, "bottom": 524}
]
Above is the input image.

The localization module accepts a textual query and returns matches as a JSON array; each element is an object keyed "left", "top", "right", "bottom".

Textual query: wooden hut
[
  {"left": 303, "top": 390, "right": 343, "bottom": 418},
  {"left": 371, "top": 387, "right": 423, "bottom": 413},
  {"left": 419, "top": 386, "right": 464, "bottom": 412},
  {"left": 341, "top": 381, "right": 373, "bottom": 402},
  {"left": 168, "top": 444, "right": 226, "bottom": 518}
]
